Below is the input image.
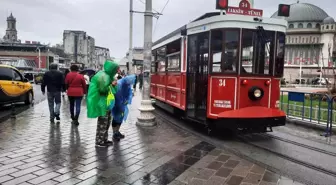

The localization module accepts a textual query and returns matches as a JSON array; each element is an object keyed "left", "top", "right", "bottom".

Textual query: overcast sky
[{"left": 0, "top": 0, "right": 335, "bottom": 59}]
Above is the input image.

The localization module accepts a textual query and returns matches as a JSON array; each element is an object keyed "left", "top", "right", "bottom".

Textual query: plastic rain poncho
[
  {"left": 111, "top": 75, "right": 136, "bottom": 123},
  {"left": 87, "top": 60, "right": 119, "bottom": 118}
]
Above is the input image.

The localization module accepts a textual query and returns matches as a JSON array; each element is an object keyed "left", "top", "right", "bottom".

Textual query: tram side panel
[
  {"left": 166, "top": 72, "right": 182, "bottom": 108},
  {"left": 156, "top": 73, "right": 166, "bottom": 102},
  {"left": 150, "top": 74, "right": 158, "bottom": 98}
]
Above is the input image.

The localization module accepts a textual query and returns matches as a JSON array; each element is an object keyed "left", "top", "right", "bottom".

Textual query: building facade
[
  {"left": 63, "top": 30, "right": 95, "bottom": 68},
  {"left": 271, "top": 2, "right": 336, "bottom": 82},
  {"left": 94, "top": 46, "right": 110, "bottom": 69}
]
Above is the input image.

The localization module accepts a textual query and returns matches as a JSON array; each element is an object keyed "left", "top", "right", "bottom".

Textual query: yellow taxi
[{"left": 0, "top": 64, "right": 34, "bottom": 105}]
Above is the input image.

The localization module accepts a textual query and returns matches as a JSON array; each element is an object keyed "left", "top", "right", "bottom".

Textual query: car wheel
[{"left": 25, "top": 91, "right": 33, "bottom": 105}]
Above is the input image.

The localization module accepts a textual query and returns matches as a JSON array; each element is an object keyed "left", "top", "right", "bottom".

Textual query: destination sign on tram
[{"left": 216, "top": 0, "right": 263, "bottom": 17}]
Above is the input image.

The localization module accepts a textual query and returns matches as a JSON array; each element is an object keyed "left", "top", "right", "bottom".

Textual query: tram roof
[{"left": 152, "top": 12, "right": 287, "bottom": 50}]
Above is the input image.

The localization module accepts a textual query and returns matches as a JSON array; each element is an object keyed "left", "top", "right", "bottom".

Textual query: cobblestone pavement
[{"left": 0, "top": 92, "right": 304, "bottom": 185}]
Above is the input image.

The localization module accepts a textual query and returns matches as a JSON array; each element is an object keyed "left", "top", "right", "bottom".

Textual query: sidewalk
[{"left": 0, "top": 92, "right": 303, "bottom": 185}]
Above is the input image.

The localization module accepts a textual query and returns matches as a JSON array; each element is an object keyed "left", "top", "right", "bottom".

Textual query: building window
[
  {"left": 289, "top": 24, "right": 294, "bottom": 29},
  {"left": 306, "top": 38, "right": 309, "bottom": 43},
  {"left": 307, "top": 23, "right": 312, "bottom": 28},
  {"left": 302, "top": 38, "right": 304, "bottom": 43},
  {"left": 326, "top": 25, "right": 329, "bottom": 29},
  {"left": 292, "top": 38, "right": 294, "bottom": 43},
  {"left": 313, "top": 37, "right": 316, "bottom": 43},
  {"left": 295, "top": 38, "right": 298, "bottom": 43},
  {"left": 316, "top": 23, "right": 321, "bottom": 29},
  {"left": 298, "top": 23, "right": 303, "bottom": 28},
  {"left": 332, "top": 25, "right": 334, "bottom": 29}
]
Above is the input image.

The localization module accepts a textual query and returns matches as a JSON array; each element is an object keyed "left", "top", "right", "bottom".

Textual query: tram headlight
[
  {"left": 248, "top": 86, "right": 264, "bottom": 100},
  {"left": 254, "top": 89, "right": 262, "bottom": 98}
]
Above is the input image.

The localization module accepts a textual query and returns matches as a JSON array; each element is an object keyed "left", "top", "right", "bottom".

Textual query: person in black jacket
[{"left": 41, "top": 63, "right": 65, "bottom": 123}]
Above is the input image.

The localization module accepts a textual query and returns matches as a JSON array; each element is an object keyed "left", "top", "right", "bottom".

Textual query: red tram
[{"left": 150, "top": 10, "right": 287, "bottom": 133}]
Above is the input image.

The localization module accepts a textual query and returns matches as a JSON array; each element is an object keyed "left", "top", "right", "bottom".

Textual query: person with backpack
[{"left": 65, "top": 64, "right": 87, "bottom": 126}]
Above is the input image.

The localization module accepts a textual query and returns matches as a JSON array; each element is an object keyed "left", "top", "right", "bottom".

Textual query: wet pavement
[
  {"left": 0, "top": 84, "right": 45, "bottom": 123},
  {"left": 0, "top": 92, "right": 303, "bottom": 185}
]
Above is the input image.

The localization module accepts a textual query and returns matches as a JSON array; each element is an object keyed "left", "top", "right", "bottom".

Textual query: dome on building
[
  {"left": 271, "top": 3, "right": 329, "bottom": 22},
  {"left": 323, "top": 16, "right": 335, "bottom": 24}
]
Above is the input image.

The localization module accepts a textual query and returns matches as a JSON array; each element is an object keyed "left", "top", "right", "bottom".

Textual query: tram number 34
[{"left": 219, "top": 79, "right": 226, "bottom": 87}]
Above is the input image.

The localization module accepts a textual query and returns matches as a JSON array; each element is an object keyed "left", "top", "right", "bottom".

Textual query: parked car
[
  {"left": 34, "top": 73, "right": 44, "bottom": 84},
  {"left": 0, "top": 64, "right": 34, "bottom": 106}
]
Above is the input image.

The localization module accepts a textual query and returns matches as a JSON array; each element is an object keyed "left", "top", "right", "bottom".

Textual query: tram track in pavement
[
  {"left": 153, "top": 104, "right": 336, "bottom": 185},
  {"left": 237, "top": 134, "right": 336, "bottom": 178}
]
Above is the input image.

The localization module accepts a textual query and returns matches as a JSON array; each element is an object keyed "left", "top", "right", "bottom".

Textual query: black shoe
[
  {"left": 55, "top": 115, "right": 60, "bottom": 121},
  {"left": 72, "top": 120, "right": 79, "bottom": 126},
  {"left": 105, "top": 140, "right": 113, "bottom": 146},
  {"left": 117, "top": 132, "right": 125, "bottom": 139},
  {"left": 95, "top": 143, "right": 109, "bottom": 148},
  {"left": 113, "top": 133, "right": 120, "bottom": 142}
]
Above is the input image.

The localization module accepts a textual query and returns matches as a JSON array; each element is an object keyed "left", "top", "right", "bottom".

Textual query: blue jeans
[
  {"left": 68, "top": 96, "right": 82, "bottom": 120},
  {"left": 47, "top": 91, "right": 61, "bottom": 120}
]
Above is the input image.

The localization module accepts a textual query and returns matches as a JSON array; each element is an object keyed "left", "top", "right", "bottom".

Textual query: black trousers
[{"left": 112, "top": 119, "right": 122, "bottom": 127}]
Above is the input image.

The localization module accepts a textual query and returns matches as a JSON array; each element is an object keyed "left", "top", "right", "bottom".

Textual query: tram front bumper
[{"left": 215, "top": 106, "right": 286, "bottom": 129}]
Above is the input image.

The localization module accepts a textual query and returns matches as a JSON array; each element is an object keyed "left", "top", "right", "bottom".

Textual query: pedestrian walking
[
  {"left": 83, "top": 72, "right": 90, "bottom": 96},
  {"left": 41, "top": 63, "right": 65, "bottom": 123},
  {"left": 65, "top": 64, "right": 86, "bottom": 126},
  {"left": 112, "top": 74, "right": 136, "bottom": 141},
  {"left": 87, "top": 60, "right": 119, "bottom": 147},
  {"left": 62, "top": 69, "right": 70, "bottom": 98},
  {"left": 138, "top": 71, "right": 143, "bottom": 90}
]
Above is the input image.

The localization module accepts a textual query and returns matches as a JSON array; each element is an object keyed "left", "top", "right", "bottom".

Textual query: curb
[{"left": 286, "top": 117, "right": 336, "bottom": 133}]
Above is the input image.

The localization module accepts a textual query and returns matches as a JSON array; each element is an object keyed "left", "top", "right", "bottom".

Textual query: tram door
[{"left": 186, "top": 32, "right": 209, "bottom": 121}]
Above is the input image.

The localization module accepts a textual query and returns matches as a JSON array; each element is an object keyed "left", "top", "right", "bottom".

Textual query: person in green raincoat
[{"left": 87, "top": 60, "right": 119, "bottom": 147}]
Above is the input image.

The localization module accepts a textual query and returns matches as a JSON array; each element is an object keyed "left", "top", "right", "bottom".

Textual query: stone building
[
  {"left": 271, "top": 2, "right": 336, "bottom": 82},
  {"left": 94, "top": 46, "right": 111, "bottom": 69},
  {"left": 3, "top": 13, "right": 19, "bottom": 43},
  {"left": 63, "top": 30, "right": 95, "bottom": 68}
]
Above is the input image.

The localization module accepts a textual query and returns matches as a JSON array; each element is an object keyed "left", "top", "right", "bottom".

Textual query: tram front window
[
  {"left": 241, "top": 28, "right": 275, "bottom": 75},
  {"left": 211, "top": 29, "right": 239, "bottom": 73}
]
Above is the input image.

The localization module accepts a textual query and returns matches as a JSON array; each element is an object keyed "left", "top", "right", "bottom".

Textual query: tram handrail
[{"left": 280, "top": 90, "right": 333, "bottom": 136}]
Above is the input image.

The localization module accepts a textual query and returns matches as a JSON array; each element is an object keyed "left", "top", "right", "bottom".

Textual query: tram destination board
[{"left": 216, "top": 0, "right": 263, "bottom": 17}]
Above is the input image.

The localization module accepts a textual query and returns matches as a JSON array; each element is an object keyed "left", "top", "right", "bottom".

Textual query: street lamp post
[
  {"left": 136, "top": 0, "right": 156, "bottom": 127},
  {"left": 128, "top": 0, "right": 133, "bottom": 75},
  {"left": 37, "top": 47, "right": 41, "bottom": 69}
]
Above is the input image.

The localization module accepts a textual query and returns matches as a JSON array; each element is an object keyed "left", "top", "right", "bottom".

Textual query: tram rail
[
  {"left": 238, "top": 134, "right": 336, "bottom": 178},
  {"left": 152, "top": 104, "right": 336, "bottom": 183}
]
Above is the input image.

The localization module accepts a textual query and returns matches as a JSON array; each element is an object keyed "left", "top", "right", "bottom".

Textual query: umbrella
[{"left": 79, "top": 69, "right": 96, "bottom": 76}]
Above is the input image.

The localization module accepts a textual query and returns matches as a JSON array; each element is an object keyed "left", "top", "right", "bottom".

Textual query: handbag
[{"left": 106, "top": 86, "right": 115, "bottom": 110}]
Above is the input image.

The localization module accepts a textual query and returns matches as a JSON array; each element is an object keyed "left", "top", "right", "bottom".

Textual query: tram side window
[
  {"left": 241, "top": 29, "right": 275, "bottom": 75},
  {"left": 211, "top": 29, "right": 239, "bottom": 73},
  {"left": 151, "top": 50, "right": 157, "bottom": 73},
  {"left": 275, "top": 32, "right": 286, "bottom": 77},
  {"left": 166, "top": 39, "right": 181, "bottom": 72},
  {"left": 156, "top": 47, "right": 166, "bottom": 72}
]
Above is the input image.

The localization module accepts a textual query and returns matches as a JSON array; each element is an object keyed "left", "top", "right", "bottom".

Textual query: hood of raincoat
[
  {"left": 86, "top": 60, "right": 119, "bottom": 118},
  {"left": 103, "top": 60, "right": 119, "bottom": 80}
]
